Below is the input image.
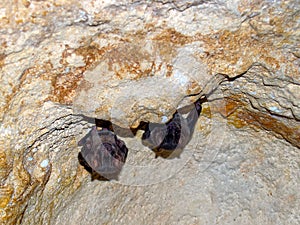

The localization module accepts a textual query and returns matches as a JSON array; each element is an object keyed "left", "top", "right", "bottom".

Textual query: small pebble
[{"left": 40, "top": 159, "right": 49, "bottom": 168}]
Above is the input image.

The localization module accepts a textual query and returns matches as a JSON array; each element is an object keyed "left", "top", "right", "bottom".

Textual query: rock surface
[{"left": 0, "top": 0, "right": 299, "bottom": 224}]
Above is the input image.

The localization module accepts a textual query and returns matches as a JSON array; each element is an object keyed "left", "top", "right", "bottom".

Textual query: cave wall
[{"left": 0, "top": 0, "right": 299, "bottom": 224}]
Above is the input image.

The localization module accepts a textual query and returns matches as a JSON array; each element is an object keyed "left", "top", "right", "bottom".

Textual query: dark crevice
[{"left": 94, "top": 118, "right": 148, "bottom": 138}]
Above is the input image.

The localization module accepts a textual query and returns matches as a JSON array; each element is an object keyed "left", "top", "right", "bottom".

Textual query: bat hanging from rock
[
  {"left": 141, "top": 73, "right": 229, "bottom": 158},
  {"left": 78, "top": 126, "right": 128, "bottom": 180},
  {"left": 141, "top": 95, "right": 206, "bottom": 158}
]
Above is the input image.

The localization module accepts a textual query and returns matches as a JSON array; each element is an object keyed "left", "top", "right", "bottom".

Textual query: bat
[
  {"left": 141, "top": 73, "right": 228, "bottom": 158},
  {"left": 78, "top": 126, "right": 128, "bottom": 180},
  {"left": 141, "top": 96, "right": 206, "bottom": 158}
]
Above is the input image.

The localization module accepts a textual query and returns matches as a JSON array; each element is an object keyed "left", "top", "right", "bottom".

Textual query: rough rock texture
[{"left": 0, "top": 0, "right": 299, "bottom": 224}]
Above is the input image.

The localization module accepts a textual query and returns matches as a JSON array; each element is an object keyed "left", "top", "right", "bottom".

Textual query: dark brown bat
[
  {"left": 141, "top": 73, "right": 230, "bottom": 159},
  {"left": 141, "top": 96, "right": 205, "bottom": 158},
  {"left": 78, "top": 126, "right": 128, "bottom": 180}
]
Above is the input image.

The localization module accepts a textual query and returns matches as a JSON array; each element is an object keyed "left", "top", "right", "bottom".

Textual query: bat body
[
  {"left": 78, "top": 126, "right": 128, "bottom": 180},
  {"left": 142, "top": 97, "right": 204, "bottom": 158}
]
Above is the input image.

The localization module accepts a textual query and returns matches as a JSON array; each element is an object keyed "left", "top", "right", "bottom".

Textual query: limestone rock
[{"left": 0, "top": 0, "right": 299, "bottom": 224}]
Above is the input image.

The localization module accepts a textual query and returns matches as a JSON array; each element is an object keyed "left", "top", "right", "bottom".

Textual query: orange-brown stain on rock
[
  {"left": 217, "top": 97, "right": 300, "bottom": 149},
  {"left": 114, "top": 60, "right": 156, "bottom": 80},
  {"left": 32, "top": 23, "right": 297, "bottom": 105},
  {"left": 199, "top": 96, "right": 242, "bottom": 120},
  {"left": 0, "top": 157, "right": 35, "bottom": 223},
  {"left": 74, "top": 45, "right": 108, "bottom": 68},
  {"left": 201, "top": 104, "right": 212, "bottom": 119},
  {"left": 195, "top": 26, "right": 282, "bottom": 75},
  {"left": 166, "top": 64, "right": 173, "bottom": 77},
  {"left": 0, "top": 185, "right": 14, "bottom": 223},
  {"left": 153, "top": 28, "right": 191, "bottom": 45},
  {"left": 22, "top": 0, "right": 31, "bottom": 8},
  {"left": 48, "top": 22, "right": 295, "bottom": 105},
  {"left": 0, "top": 152, "right": 11, "bottom": 180},
  {"left": 47, "top": 45, "right": 111, "bottom": 104},
  {"left": 0, "top": 53, "right": 6, "bottom": 68},
  {"left": 101, "top": 42, "right": 155, "bottom": 80},
  {"left": 0, "top": 185, "right": 13, "bottom": 209},
  {"left": 198, "top": 96, "right": 299, "bottom": 149},
  {"left": 234, "top": 109, "right": 299, "bottom": 148},
  {"left": 7, "top": 38, "right": 157, "bottom": 106},
  {"left": 47, "top": 68, "right": 84, "bottom": 104},
  {"left": 152, "top": 28, "right": 191, "bottom": 62}
]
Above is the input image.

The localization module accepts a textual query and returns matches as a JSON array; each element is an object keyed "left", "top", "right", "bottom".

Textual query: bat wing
[{"left": 142, "top": 123, "right": 167, "bottom": 149}]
